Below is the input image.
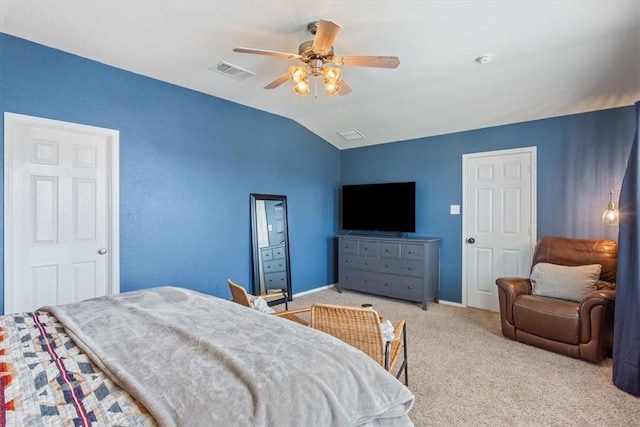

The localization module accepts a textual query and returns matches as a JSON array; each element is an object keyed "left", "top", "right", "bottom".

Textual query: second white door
[
  {"left": 4, "top": 113, "right": 119, "bottom": 314},
  {"left": 463, "top": 147, "right": 536, "bottom": 312}
]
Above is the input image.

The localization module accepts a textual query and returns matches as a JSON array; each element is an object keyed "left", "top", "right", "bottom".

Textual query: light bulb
[
  {"left": 323, "top": 67, "right": 342, "bottom": 83},
  {"left": 602, "top": 202, "right": 619, "bottom": 225},
  {"left": 324, "top": 80, "right": 340, "bottom": 96},
  {"left": 288, "top": 66, "right": 307, "bottom": 84},
  {"left": 292, "top": 79, "right": 310, "bottom": 97}
]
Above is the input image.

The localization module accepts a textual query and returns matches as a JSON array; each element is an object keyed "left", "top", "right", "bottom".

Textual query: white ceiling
[{"left": 2, "top": 1, "right": 639, "bottom": 150}]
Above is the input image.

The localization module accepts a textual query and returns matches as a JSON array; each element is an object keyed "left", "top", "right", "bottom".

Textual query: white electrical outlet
[{"left": 450, "top": 205, "right": 460, "bottom": 215}]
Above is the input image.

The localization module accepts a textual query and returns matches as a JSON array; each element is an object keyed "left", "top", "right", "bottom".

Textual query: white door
[
  {"left": 462, "top": 147, "right": 536, "bottom": 312},
  {"left": 4, "top": 113, "right": 119, "bottom": 314}
]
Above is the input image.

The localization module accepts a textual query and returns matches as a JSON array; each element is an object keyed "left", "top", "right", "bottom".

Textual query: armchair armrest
[
  {"left": 261, "top": 292, "right": 286, "bottom": 301},
  {"left": 579, "top": 288, "right": 616, "bottom": 348},
  {"left": 274, "top": 307, "right": 311, "bottom": 316},
  {"left": 392, "top": 319, "right": 406, "bottom": 342},
  {"left": 274, "top": 307, "right": 311, "bottom": 326},
  {"left": 495, "top": 277, "right": 532, "bottom": 338},
  {"left": 495, "top": 277, "right": 532, "bottom": 297}
]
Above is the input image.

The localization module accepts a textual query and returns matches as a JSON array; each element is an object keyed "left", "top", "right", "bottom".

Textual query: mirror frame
[{"left": 250, "top": 193, "right": 292, "bottom": 302}]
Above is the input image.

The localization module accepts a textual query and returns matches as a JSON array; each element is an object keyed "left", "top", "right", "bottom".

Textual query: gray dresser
[
  {"left": 260, "top": 243, "right": 288, "bottom": 291},
  {"left": 338, "top": 235, "right": 440, "bottom": 310}
]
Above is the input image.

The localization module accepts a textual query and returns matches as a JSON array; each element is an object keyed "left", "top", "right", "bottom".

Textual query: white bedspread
[{"left": 44, "top": 286, "right": 414, "bottom": 426}]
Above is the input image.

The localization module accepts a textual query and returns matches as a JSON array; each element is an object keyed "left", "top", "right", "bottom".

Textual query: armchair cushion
[
  {"left": 530, "top": 262, "right": 602, "bottom": 302},
  {"left": 514, "top": 295, "right": 580, "bottom": 344}
]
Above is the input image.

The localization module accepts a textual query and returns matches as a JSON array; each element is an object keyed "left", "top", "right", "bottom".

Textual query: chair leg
[
  {"left": 384, "top": 341, "right": 391, "bottom": 371},
  {"left": 402, "top": 322, "right": 408, "bottom": 386},
  {"left": 390, "top": 323, "right": 409, "bottom": 386}
]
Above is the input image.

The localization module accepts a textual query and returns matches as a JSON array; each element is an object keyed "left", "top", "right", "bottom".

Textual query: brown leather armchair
[{"left": 495, "top": 236, "right": 617, "bottom": 362}]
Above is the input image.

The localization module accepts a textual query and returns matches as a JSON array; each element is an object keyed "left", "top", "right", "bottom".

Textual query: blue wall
[
  {"left": 0, "top": 33, "right": 341, "bottom": 312},
  {"left": 1, "top": 33, "right": 636, "bottom": 310},
  {"left": 341, "top": 107, "right": 635, "bottom": 303}
]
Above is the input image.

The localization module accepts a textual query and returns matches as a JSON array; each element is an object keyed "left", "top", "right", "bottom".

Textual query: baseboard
[
  {"left": 295, "top": 286, "right": 467, "bottom": 309},
  {"left": 437, "top": 299, "right": 464, "bottom": 308},
  {"left": 293, "top": 283, "right": 336, "bottom": 298}
]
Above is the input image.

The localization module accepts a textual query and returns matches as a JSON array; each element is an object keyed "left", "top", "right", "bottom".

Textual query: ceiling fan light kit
[{"left": 233, "top": 19, "right": 400, "bottom": 98}]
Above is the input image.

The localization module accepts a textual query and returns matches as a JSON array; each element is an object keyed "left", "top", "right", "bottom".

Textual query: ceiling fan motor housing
[{"left": 298, "top": 40, "right": 334, "bottom": 63}]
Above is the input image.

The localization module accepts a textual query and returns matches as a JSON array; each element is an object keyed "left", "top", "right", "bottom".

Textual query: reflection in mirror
[{"left": 250, "top": 194, "right": 292, "bottom": 307}]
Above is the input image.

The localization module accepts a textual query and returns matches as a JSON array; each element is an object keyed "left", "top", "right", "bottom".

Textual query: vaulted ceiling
[{"left": 2, "top": 1, "right": 639, "bottom": 149}]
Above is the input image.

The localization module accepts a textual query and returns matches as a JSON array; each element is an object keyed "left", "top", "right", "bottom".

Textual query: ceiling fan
[{"left": 233, "top": 19, "right": 400, "bottom": 97}]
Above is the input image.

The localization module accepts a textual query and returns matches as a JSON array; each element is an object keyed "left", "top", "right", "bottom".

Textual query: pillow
[{"left": 530, "top": 262, "right": 602, "bottom": 302}]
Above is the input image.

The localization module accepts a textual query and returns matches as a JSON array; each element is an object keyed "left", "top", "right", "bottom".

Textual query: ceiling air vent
[
  {"left": 210, "top": 61, "right": 255, "bottom": 81},
  {"left": 337, "top": 128, "right": 365, "bottom": 141}
]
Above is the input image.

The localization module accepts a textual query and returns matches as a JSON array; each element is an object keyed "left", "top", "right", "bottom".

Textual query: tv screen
[{"left": 341, "top": 182, "right": 416, "bottom": 233}]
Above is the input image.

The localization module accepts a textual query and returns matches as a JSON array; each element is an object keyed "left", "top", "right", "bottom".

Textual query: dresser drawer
[
  {"left": 379, "top": 242, "right": 400, "bottom": 258},
  {"left": 263, "top": 259, "right": 286, "bottom": 273},
  {"left": 380, "top": 259, "right": 424, "bottom": 278},
  {"left": 359, "top": 241, "right": 379, "bottom": 257},
  {"left": 264, "top": 271, "right": 287, "bottom": 290},
  {"left": 260, "top": 248, "right": 273, "bottom": 261},
  {"left": 339, "top": 269, "right": 379, "bottom": 293},
  {"left": 340, "top": 255, "right": 379, "bottom": 272},
  {"left": 272, "top": 245, "right": 286, "bottom": 259},
  {"left": 378, "top": 274, "right": 422, "bottom": 301},
  {"left": 401, "top": 244, "right": 424, "bottom": 260},
  {"left": 340, "top": 238, "right": 359, "bottom": 255}
]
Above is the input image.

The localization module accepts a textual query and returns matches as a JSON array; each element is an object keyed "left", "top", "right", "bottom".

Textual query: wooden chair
[
  {"left": 227, "top": 279, "right": 309, "bottom": 326},
  {"left": 310, "top": 303, "right": 408, "bottom": 385}
]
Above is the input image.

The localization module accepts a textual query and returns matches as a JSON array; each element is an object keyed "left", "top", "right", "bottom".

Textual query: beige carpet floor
[{"left": 287, "top": 287, "right": 639, "bottom": 427}]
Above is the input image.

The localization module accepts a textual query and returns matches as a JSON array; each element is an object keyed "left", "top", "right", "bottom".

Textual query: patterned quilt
[{"left": 0, "top": 311, "right": 157, "bottom": 427}]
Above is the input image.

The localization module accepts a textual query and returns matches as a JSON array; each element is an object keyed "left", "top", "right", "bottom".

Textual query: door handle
[
  {"left": 466, "top": 238, "right": 475, "bottom": 244},
  {"left": 97, "top": 248, "right": 108, "bottom": 255}
]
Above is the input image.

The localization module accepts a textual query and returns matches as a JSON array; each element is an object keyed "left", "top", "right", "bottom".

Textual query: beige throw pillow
[{"left": 530, "top": 262, "right": 602, "bottom": 302}]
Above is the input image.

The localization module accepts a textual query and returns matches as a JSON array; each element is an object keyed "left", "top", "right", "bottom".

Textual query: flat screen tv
[{"left": 341, "top": 182, "right": 416, "bottom": 233}]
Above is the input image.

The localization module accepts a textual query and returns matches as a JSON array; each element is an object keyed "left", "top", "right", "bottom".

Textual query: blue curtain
[{"left": 613, "top": 101, "right": 640, "bottom": 396}]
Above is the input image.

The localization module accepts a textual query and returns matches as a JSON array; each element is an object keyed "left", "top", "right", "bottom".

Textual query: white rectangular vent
[
  {"left": 337, "top": 128, "right": 365, "bottom": 141},
  {"left": 210, "top": 61, "right": 255, "bottom": 81}
]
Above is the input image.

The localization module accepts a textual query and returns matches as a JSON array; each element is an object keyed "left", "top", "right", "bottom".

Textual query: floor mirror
[{"left": 250, "top": 194, "right": 292, "bottom": 306}]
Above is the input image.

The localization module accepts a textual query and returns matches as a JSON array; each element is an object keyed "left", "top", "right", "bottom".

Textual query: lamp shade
[
  {"left": 324, "top": 81, "right": 341, "bottom": 96},
  {"left": 323, "top": 67, "right": 342, "bottom": 83},
  {"left": 602, "top": 189, "right": 620, "bottom": 225},
  {"left": 288, "top": 65, "right": 307, "bottom": 83},
  {"left": 602, "top": 202, "right": 620, "bottom": 225},
  {"left": 292, "top": 80, "right": 310, "bottom": 97}
]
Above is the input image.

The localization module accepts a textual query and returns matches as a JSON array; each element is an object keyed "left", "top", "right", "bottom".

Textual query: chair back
[
  {"left": 531, "top": 236, "right": 618, "bottom": 283},
  {"left": 310, "top": 303, "right": 386, "bottom": 366},
  {"left": 228, "top": 279, "right": 252, "bottom": 307}
]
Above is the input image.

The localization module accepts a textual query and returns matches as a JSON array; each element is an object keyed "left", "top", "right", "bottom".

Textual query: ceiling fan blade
[
  {"left": 312, "top": 20, "right": 341, "bottom": 56},
  {"left": 333, "top": 55, "right": 400, "bottom": 69},
  {"left": 338, "top": 79, "right": 353, "bottom": 96},
  {"left": 234, "top": 47, "right": 301, "bottom": 60},
  {"left": 264, "top": 72, "right": 290, "bottom": 90}
]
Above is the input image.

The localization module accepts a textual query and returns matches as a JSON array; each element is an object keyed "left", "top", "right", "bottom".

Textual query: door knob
[
  {"left": 466, "top": 238, "right": 475, "bottom": 244},
  {"left": 97, "top": 248, "right": 108, "bottom": 255}
]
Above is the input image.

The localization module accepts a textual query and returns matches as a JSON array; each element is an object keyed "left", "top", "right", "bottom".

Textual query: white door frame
[
  {"left": 4, "top": 112, "right": 120, "bottom": 312},
  {"left": 461, "top": 146, "right": 537, "bottom": 308}
]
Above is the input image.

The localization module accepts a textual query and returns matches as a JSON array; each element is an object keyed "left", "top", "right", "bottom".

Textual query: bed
[{"left": 0, "top": 286, "right": 414, "bottom": 426}]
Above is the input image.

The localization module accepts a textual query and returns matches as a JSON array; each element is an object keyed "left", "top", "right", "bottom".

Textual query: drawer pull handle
[
  {"left": 385, "top": 249, "right": 390, "bottom": 252},
  {"left": 385, "top": 283, "right": 390, "bottom": 286},
  {"left": 346, "top": 260, "right": 350, "bottom": 263},
  {"left": 365, "top": 262, "right": 369, "bottom": 265},
  {"left": 408, "top": 251, "right": 414, "bottom": 254},
  {"left": 408, "top": 267, "right": 413, "bottom": 270},
  {"left": 365, "top": 280, "right": 369, "bottom": 283},
  {"left": 385, "top": 264, "right": 390, "bottom": 268},
  {"left": 408, "top": 286, "right": 413, "bottom": 290}
]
